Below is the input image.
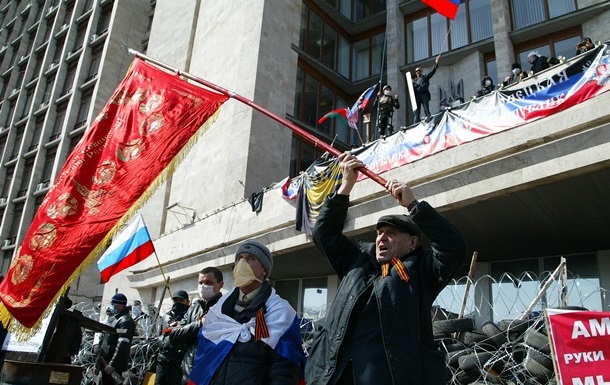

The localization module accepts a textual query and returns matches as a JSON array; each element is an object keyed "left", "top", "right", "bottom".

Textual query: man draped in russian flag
[{"left": 188, "top": 240, "right": 305, "bottom": 385}]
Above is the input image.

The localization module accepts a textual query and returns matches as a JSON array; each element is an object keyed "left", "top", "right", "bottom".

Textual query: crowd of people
[
  {"left": 42, "top": 34, "right": 600, "bottom": 385},
  {"left": 372, "top": 36, "right": 601, "bottom": 136},
  {"left": 83, "top": 155, "right": 466, "bottom": 385}
]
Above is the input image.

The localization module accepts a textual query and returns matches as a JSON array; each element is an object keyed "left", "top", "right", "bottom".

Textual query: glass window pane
[
  {"left": 306, "top": 12, "right": 322, "bottom": 58},
  {"left": 407, "top": 17, "right": 428, "bottom": 62},
  {"left": 299, "top": 4, "right": 308, "bottom": 50},
  {"left": 294, "top": 67, "right": 304, "bottom": 119},
  {"left": 335, "top": 98, "right": 348, "bottom": 144},
  {"left": 554, "top": 35, "right": 580, "bottom": 60},
  {"left": 352, "top": 38, "right": 369, "bottom": 81},
  {"left": 317, "top": 85, "right": 334, "bottom": 136},
  {"left": 371, "top": 32, "right": 384, "bottom": 76},
  {"left": 451, "top": 6, "right": 468, "bottom": 50},
  {"left": 518, "top": 44, "right": 550, "bottom": 73},
  {"left": 512, "top": 0, "right": 545, "bottom": 30},
  {"left": 431, "top": 13, "right": 447, "bottom": 55},
  {"left": 548, "top": 0, "right": 576, "bottom": 19},
  {"left": 470, "top": 0, "right": 492, "bottom": 42},
  {"left": 486, "top": 59, "right": 497, "bottom": 86},
  {"left": 321, "top": 24, "right": 337, "bottom": 69},
  {"left": 303, "top": 74, "right": 319, "bottom": 127},
  {"left": 302, "top": 277, "right": 328, "bottom": 318},
  {"left": 337, "top": 36, "right": 350, "bottom": 79},
  {"left": 339, "top": 0, "right": 351, "bottom": 19}
]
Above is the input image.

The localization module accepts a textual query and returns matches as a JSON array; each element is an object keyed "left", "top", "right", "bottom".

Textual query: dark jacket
[
  {"left": 374, "top": 94, "right": 400, "bottom": 114},
  {"left": 413, "top": 62, "right": 438, "bottom": 97},
  {"left": 157, "top": 302, "right": 190, "bottom": 364},
  {"left": 530, "top": 55, "right": 560, "bottom": 74},
  {"left": 98, "top": 308, "right": 136, "bottom": 373},
  {"left": 169, "top": 294, "right": 222, "bottom": 385},
  {"left": 475, "top": 76, "right": 495, "bottom": 98},
  {"left": 305, "top": 194, "right": 467, "bottom": 385},
  {"left": 208, "top": 283, "right": 300, "bottom": 385}
]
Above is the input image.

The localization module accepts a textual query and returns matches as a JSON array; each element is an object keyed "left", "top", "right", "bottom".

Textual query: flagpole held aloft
[{"left": 127, "top": 49, "right": 388, "bottom": 188}]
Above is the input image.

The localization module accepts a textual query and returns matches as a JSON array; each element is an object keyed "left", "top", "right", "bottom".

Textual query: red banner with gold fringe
[{"left": 0, "top": 57, "right": 228, "bottom": 329}]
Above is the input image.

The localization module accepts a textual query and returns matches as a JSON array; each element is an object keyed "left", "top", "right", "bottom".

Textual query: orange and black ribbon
[{"left": 381, "top": 257, "right": 410, "bottom": 282}]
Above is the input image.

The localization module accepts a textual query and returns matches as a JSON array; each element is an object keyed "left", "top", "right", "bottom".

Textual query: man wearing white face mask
[
  {"left": 502, "top": 62, "right": 528, "bottom": 88},
  {"left": 188, "top": 240, "right": 305, "bottom": 385},
  {"left": 168, "top": 267, "right": 224, "bottom": 385}
]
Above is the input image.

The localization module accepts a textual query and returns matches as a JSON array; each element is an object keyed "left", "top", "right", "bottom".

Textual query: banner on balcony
[
  {"left": 282, "top": 45, "right": 610, "bottom": 233},
  {"left": 0, "top": 57, "right": 228, "bottom": 330},
  {"left": 546, "top": 308, "right": 610, "bottom": 384}
]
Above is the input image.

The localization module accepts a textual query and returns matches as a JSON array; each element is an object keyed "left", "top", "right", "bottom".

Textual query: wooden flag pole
[{"left": 128, "top": 49, "right": 388, "bottom": 188}]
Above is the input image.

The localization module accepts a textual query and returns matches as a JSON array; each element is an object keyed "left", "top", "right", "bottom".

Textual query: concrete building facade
[{"left": 1, "top": 0, "right": 609, "bottom": 319}]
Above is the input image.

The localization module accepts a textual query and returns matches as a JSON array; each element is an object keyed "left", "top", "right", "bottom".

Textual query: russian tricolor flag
[
  {"left": 421, "top": 0, "right": 460, "bottom": 19},
  {"left": 97, "top": 214, "right": 155, "bottom": 282}
]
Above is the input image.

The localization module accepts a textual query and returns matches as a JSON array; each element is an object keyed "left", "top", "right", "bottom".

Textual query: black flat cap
[{"left": 376, "top": 214, "right": 421, "bottom": 236}]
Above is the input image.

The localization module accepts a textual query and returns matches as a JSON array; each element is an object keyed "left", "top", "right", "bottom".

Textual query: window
[
  {"left": 511, "top": 0, "right": 576, "bottom": 30},
  {"left": 299, "top": 4, "right": 350, "bottom": 79},
  {"left": 42, "top": 76, "right": 54, "bottom": 103},
  {"left": 52, "top": 37, "right": 65, "bottom": 64},
  {"left": 42, "top": 18, "right": 53, "bottom": 42},
  {"left": 10, "top": 127, "right": 24, "bottom": 158},
  {"left": 290, "top": 137, "right": 324, "bottom": 177},
  {"left": 20, "top": 87, "right": 33, "bottom": 119},
  {"left": 76, "top": 90, "right": 92, "bottom": 124},
  {"left": 489, "top": 254, "right": 602, "bottom": 321},
  {"left": 1, "top": 165, "right": 14, "bottom": 198},
  {"left": 25, "top": 31, "right": 36, "bottom": 53},
  {"left": 18, "top": 157, "right": 34, "bottom": 192},
  {"left": 407, "top": 0, "right": 492, "bottom": 63},
  {"left": 274, "top": 277, "right": 328, "bottom": 317},
  {"left": 41, "top": 146, "right": 57, "bottom": 183},
  {"left": 97, "top": 5, "right": 112, "bottom": 34},
  {"left": 1, "top": 250, "right": 12, "bottom": 275},
  {"left": 63, "top": 1, "right": 74, "bottom": 26},
  {"left": 72, "top": 22, "right": 86, "bottom": 51},
  {"left": 69, "top": 132, "right": 83, "bottom": 152},
  {"left": 3, "top": 100, "right": 16, "bottom": 128},
  {"left": 321, "top": 0, "right": 385, "bottom": 22},
  {"left": 87, "top": 45, "right": 103, "bottom": 80},
  {"left": 61, "top": 62, "right": 77, "bottom": 95},
  {"left": 29, "top": 116, "right": 44, "bottom": 151},
  {"left": 351, "top": 33, "right": 384, "bottom": 81},
  {"left": 8, "top": 202, "right": 24, "bottom": 242},
  {"left": 31, "top": 52, "right": 44, "bottom": 81},
  {"left": 51, "top": 102, "right": 67, "bottom": 140},
  {"left": 515, "top": 29, "right": 581, "bottom": 69}
]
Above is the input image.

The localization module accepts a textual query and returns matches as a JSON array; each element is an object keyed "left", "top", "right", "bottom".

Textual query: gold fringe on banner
[{"left": 0, "top": 108, "right": 223, "bottom": 339}]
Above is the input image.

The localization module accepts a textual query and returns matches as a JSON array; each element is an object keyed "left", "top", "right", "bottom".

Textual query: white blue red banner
[{"left": 97, "top": 214, "right": 155, "bottom": 282}]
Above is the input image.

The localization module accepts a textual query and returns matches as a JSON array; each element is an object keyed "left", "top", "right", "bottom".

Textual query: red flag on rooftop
[
  {"left": 0, "top": 57, "right": 228, "bottom": 330},
  {"left": 421, "top": 0, "right": 460, "bottom": 19}
]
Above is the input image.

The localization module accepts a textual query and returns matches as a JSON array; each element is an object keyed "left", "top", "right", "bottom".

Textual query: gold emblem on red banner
[
  {"left": 117, "top": 139, "right": 143, "bottom": 162},
  {"left": 29, "top": 223, "right": 57, "bottom": 251},
  {"left": 93, "top": 160, "right": 116, "bottom": 185},
  {"left": 47, "top": 193, "right": 78, "bottom": 219},
  {"left": 73, "top": 179, "right": 113, "bottom": 215},
  {"left": 140, "top": 94, "right": 163, "bottom": 113},
  {"left": 140, "top": 114, "right": 164, "bottom": 136},
  {"left": 11, "top": 254, "right": 33, "bottom": 285}
]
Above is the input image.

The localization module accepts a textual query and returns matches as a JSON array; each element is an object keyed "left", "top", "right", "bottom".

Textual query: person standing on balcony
[{"left": 412, "top": 55, "right": 440, "bottom": 124}]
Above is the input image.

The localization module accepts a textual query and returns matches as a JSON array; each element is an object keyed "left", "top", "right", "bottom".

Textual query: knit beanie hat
[
  {"left": 111, "top": 293, "right": 128, "bottom": 306},
  {"left": 235, "top": 240, "right": 273, "bottom": 277}
]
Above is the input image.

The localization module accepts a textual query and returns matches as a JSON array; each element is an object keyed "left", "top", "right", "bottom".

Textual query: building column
[
  {"left": 386, "top": 0, "right": 407, "bottom": 130},
  {"left": 597, "top": 250, "right": 610, "bottom": 310},
  {"left": 491, "top": 0, "right": 514, "bottom": 85}
]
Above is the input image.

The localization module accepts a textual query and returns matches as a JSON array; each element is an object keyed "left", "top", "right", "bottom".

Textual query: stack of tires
[{"left": 433, "top": 315, "right": 557, "bottom": 385}]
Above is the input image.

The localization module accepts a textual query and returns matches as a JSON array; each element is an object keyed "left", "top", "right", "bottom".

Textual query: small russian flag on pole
[
  {"left": 97, "top": 214, "right": 155, "bottom": 282},
  {"left": 421, "top": 0, "right": 460, "bottom": 19}
]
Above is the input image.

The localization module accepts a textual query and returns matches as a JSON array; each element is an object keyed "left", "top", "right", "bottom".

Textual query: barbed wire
[{"left": 70, "top": 270, "right": 607, "bottom": 384}]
